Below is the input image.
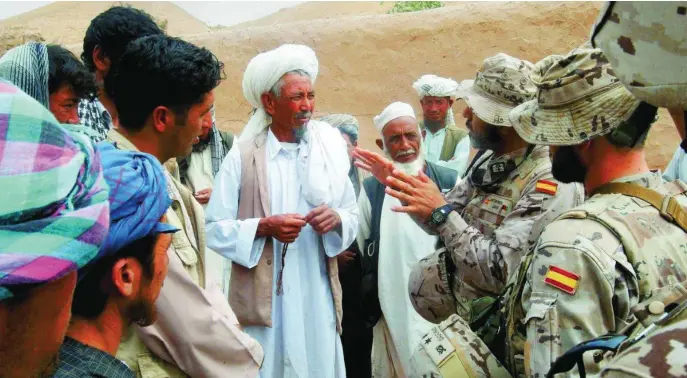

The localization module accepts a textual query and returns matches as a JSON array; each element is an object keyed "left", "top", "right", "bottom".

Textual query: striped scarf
[
  {"left": 0, "top": 41, "right": 49, "bottom": 107},
  {"left": 0, "top": 80, "right": 110, "bottom": 300}
]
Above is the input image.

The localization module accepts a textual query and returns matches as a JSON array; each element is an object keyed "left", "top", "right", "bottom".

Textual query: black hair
[
  {"left": 46, "top": 44, "right": 97, "bottom": 100},
  {"left": 605, "top": 102, "right": 658, "bottom": 148},
  {"left": 71, "top": 234, "right": 157, "bottom": 319},
  {"left": 81, "top": 6, "right": 164, "bottom": 73},
  {"left": 111, "top": 34, "right": 225, "bottom": 132}
]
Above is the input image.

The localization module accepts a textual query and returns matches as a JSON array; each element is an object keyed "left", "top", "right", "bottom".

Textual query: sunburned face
[
  {"left": 421, "top": 96, "right": 452, "bottom": 125},
  {"left": 265, "top": 73, "right": 315, "bottom": 140},
  {"left": 49, "top": 84, "right": 80, "bottom": 124},
  {"left": 381, "top": 116, "right": 422, "bottom": 164},
  {"left": 169, "top": 91, "right": 215, "bottom": 158}
]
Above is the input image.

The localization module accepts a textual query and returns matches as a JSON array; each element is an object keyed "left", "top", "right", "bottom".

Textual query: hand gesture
[
  {"left": 385, "top": 169, "right": 447, "bottom": 223},
  {"left": 260, "top": 214, "right": 307, "bottom": 243},
  {"left": 193, "top": 188, "right": 212, "bottom": 204},
  {"left": 352, "top": 147, "right": 395, "bottom": 186},
  {"left": 305, "top": 204, "right": 342, "bottom": 235}
]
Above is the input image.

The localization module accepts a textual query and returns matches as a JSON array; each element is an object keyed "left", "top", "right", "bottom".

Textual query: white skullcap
[
  {"left": 374, "top": 102, "right": 416, "bottom": 133},
  {"left": 412, "top": 74, "right": 459, "bottom": 100},
  {"left": 239, "top": 44, "right": 319, "bottom": 142}
]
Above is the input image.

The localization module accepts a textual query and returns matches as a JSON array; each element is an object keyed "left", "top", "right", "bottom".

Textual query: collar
[
  {"left": 107, "top": 129, "right": 139, "bottom": 152},
  {"left": 266, "top": 128, "right": 301, "bottom": 160},
  {"left": 613, "top": 170, "right": 664, "bottom": 189}
]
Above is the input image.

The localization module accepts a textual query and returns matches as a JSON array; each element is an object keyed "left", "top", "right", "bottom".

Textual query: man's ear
[
  {"left": 111, "top": 258, "right": 138, "bottom": 298},
  {"left": 151, "top": 106, "right": 173, "bottom": 133},
  {"left": 261, "top": 93, "right": 276, "bottom": 117},
  {"left": 375, "top": 138, "right": 384, "bottom": 150},
  {"left": 92, "top": 46, "right": 111, "bottom": 74},
  {"left": 448, "top": 98, "right": 454, "bottom": 107}
]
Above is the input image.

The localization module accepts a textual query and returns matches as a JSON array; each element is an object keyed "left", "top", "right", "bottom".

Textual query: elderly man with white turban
[
  {"left": 413, "top": 74, "right": 471, "bottom": 176},
  {"left": 356, "top": 102, "right": 458, "bottom": 378},
  {"left": 206, "top": 44, "right": 359, "bottom": 378}
]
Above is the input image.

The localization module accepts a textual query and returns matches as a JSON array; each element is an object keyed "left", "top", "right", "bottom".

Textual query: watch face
[{"left": 432, "top": 210, "right": 444, "bottom": 223}]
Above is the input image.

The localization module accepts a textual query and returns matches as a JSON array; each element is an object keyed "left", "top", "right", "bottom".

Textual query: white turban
[
  {"left": 239, "top": 44, "right": 319, "bottom": 142},
  {"left": 412, "top": 74, "right": 459, "bottom": 128},
  {"left": 374, "top": 102, "right": 416, "bottom": 134}
]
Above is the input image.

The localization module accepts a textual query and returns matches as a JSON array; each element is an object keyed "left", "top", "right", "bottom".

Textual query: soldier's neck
[
  {"left": 494, "top": 130, "right": 529, "bottom": 157},
  {"left": 585, "top": 149, "right": 650, "bottom": 195}
]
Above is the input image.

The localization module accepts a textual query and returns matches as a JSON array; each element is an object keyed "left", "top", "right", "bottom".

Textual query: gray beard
[
  {"left": 384, "top": 146, "right": 426, "bottom": 176},
  {"left": 293, "top": 124, "right": 307, "bottom": 143}
]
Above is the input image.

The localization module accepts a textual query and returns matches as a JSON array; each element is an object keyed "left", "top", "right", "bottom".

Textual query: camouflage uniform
[
  {"left": 408, "top": 54, "right": 585, "bottom": 377},
  {"left": 585, "top": 3, "right": 687, "bottom": 377}
]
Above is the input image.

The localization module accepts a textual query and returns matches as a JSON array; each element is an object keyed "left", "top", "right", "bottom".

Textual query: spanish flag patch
[
  {"left": 535, "top": 180, "right": 558, "bottom": 196},
  {"left": 544, "top": 266, "right": 580, "bottom": 295}
]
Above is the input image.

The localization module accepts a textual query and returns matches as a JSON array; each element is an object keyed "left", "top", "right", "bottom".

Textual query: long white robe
[
  {"left": 206, "top": 130, "right": 358, "bottom": 378},
  {"left": 357, "top": 188, "right": 439, "bottom": 378}
]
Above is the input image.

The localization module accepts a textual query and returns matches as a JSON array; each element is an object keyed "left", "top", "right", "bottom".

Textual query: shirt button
[
  {"left": 648, "top": 301, "right": 665, "bottom": 315},
  {"left": 267, "top": 259, "right": 272, "bottom": 265}
]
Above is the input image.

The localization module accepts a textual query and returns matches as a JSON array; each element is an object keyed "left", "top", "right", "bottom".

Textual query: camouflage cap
[
  {"left": 509, "top": 44, "right": 641, "bottom": 146},
  {"left": 591, "top": 2, "right": 687, "bottom": 110},
  {"left": 457, "top": 53, "right": 536, "bottom": 127}
]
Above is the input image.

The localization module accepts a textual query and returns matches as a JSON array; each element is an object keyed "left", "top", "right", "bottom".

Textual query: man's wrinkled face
[
  {"left": 129, "top": 232, "right": 171, "bottom": 327},
  {"left": 463, "top": 106, "right": 502, "bottom": 150},
  {"left": 339, "top": 131, "right": 356, "bottom": 163},
  {"left": 382, "top": 116, "right": 422, "bottom": 164},
  {"left": 168, "top": 91, "right": 215, "bottom": 158},
  {"left": 0, "top": 271, "right": 78, "bottom": 378},
  {"left": 420, "top": 96, "right": 452, "bottom": 124},
  {"left": 49, "top": 84, "right": 80, "bottom": 124},
  {"left": 269, "top": 74, "right": 314, "bottom": 139},
  {"left": 551, "top": 145, "right": 587, "bottom": 184}
]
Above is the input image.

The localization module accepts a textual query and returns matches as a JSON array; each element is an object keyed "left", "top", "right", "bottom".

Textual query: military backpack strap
[
  {"left": 592, "top": 181, "right": 687, "bottom": 233},
  {"left": 439, "top": 127, "right": 469, "bottom": 162}
]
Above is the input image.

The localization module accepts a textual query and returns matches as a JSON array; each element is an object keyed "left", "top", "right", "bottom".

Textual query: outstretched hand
[
  {"left": 385, "top": 169, "right": 447, "bottom": 223},
  {"left": 352, "top": 147, "right": 394, "bottom": 186}
]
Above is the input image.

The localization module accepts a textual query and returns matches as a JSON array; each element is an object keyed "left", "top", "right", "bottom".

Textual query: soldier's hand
[
  {"left": 258, "top": 214, "right": 307, "bottom": 243},
  {"left": 305, "top": 204, "right": 341, "bottom": 235},
  {"left": 353, "top": 147, "right": 394, "bottom": 186},
  {"left": 385, "top": 169, "right": 447, "bottom": 222}
]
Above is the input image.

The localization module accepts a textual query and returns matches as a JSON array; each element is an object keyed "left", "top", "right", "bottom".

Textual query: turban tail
[
  {"left": 97, "top": 143, "right": 177, "bottom": 258},
  {"left": 412, "top": 74, "right": 460, "bottom": 129},
  {"left": 239, "top": 44, "right": 319, "bottom": 143},
  {"left": 0, "top": 80, "right": 110, "bottom": 300}
]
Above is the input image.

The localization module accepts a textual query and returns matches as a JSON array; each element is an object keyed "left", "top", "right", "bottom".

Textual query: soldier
[
  {"left": 550, "top": 3, "right": 687, "bottom": 377},
  {"left": 353, "top": 53, "right": 584, "bottom": 377}
]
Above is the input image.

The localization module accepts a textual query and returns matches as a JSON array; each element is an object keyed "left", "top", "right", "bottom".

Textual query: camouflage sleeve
[
  {"left": 436, "top": 173, "right": 584, "bottom": 295},
  {"left": 520, "top": 219, "right": 626, "bottom": 378}
]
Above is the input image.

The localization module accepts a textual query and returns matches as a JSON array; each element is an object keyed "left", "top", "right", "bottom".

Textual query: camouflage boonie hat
[
  {"left": 509, "top": 44, "right": 641, "bottom": 146},
  {"left": 457, "top": 53, "right": 536, "bottom": 127},
  {"left": 591, "top": 2, "right": 687, "bottom": 110}
]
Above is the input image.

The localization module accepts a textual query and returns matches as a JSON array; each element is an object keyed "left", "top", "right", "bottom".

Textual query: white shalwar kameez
[
  {"left": 206, "top": 129, "right": 358, "bottom": 378},
  {"left": 357, "top": 189, "right": 440, "bottom": 377}
]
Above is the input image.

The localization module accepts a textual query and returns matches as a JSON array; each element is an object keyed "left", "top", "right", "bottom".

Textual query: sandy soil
[{"left": 0, "top": 1, "right": 678, "bottom": 169}]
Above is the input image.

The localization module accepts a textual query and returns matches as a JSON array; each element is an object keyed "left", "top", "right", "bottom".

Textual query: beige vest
[{"left": 230, "top": 130, "right": 343, "bottom": 333}]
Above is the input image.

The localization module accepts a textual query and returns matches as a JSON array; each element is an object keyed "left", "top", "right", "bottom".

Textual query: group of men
[{"left": 0, "top": 2, "right": 686, "bottom": 378}]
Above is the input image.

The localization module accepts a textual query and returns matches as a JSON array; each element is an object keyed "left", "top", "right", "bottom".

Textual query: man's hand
[
  {"left": 385, "top": 169, "right": 448, "bottom": 223},
  {"left": 353, "top": 147, "right": 394, "bottom": 186},
  {"left": 305, "top": 204, "right": 341, "bottom": 235},
  {"left": 194, "top": 188, "right": 212, "bottom": 204},
  {"left": 337, "top": 250, "right": 357, "bottom": 272},
  {"left": 257, "top": 214, "right": 307, "bottom": 243}
]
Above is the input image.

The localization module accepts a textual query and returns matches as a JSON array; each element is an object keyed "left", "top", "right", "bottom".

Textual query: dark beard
[
  {"left": 127, "top": 298, "right": 157, "bottom": 327},
  {"left": 424, "top": 119, "right": 445, "bottom": 131},
  {"left": 469, "top": 124, "right": 502, "bottom": 151},
  {"left": 551, "top": 146, "right": 587, "bottom": 184},
  {"left": 192, "top": 132, "right": 212, "bottom": 153},
  {"left": 293, "top": 125, "right": 307, "bottom": 143}
]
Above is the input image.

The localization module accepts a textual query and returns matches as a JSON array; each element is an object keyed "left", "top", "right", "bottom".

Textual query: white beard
[{"left": 384, "top": 145, "right": 426, "bottom": 176}]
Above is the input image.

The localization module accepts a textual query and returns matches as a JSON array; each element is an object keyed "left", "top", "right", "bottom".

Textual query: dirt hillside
[
  {"left": 1, "top": 1, "right": 678, "bottom": 169},
  {"left": 0, "top": 2, "right": 209, "bottom": 47}
]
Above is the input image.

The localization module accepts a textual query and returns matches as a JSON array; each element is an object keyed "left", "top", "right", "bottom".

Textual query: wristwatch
[{"left": 428, "top": 204, "right": 455, "bottom": 228}]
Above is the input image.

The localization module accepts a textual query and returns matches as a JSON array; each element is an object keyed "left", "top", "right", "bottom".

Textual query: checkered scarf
[
  {"left": 97, "top": 142, "right": 176, "bottom": 257},
  {"left": 0, "top": 42, "right": 49, "bottom": 108},
  {"left": 190, "top": 108, "right": 225, "bottom": 176},
  {"left": 0, "top": 80, "right": 110, "bottom": 300}
]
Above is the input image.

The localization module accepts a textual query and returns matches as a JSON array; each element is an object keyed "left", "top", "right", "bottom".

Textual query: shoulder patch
[
  {"left": 544, "top": 265, "right": 580, "bottom": 295},
  {"left": 536, "top": 180, "right": 558, "bottom": 196}
]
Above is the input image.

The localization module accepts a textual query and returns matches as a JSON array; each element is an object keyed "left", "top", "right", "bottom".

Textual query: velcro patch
[
  {"left": 536, "top": 180, "right": 558, "bottom": 196},
  {"left": 544, "top": 265, "right": 580, "bottom": 295}
]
